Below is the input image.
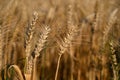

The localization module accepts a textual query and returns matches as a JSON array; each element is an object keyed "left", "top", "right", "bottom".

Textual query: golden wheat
[
  {"left": 31, "top": 25, "right": 51, "bottom": 80},
  {"left": 25, "top": 12, "right": 38, "bottom": 74}
]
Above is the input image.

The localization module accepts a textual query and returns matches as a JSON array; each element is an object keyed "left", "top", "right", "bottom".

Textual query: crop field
[{"left": 0, "top": 0, "right": 120, "bottom": 80}]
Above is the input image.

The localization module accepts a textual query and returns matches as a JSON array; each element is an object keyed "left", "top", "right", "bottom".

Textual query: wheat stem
[
  {"left": 0, "top": 25, "right": 2, "bottom": 70},
  {"left": 55, "top": 53, "right": 62, "bottom": 80}
]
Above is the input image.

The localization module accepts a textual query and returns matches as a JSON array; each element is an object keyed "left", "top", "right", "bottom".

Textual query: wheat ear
[
  {"left": 55, "top": 3, "right": 78, "bottom": 80},
  {"left": 103, "top": 9, "right": 118, "bottom": 46},
  {"left": 34, "top": 25, "right": 51, "bottom": 58},
  {"left": 55, "top": 25, "right": 77, "bottom": 80},
  {"left": 31, "top": 25, "right": 51, "bottom": 80},
  {"left": 25, "top": 12, "right": 38, "bottom": 74},
  {"left": 109, "top": 41, "right": 119, "bottom": 80}
]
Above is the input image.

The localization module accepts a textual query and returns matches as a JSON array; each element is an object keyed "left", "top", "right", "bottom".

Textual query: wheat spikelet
[
  {"left": 92, "top": 0, "right": 101, "bottom": 30},
  {"left": 34, "top": 25, "right": 51, "bottom": 58},
  {"left": 58, "top": 28, "right": 77, "bottom": 54},
  {"left": 67, "top": 4, "right": 73, "bottom": 27},
  {"left": 109, "top": 41, "right": 119, "bottom": 80},
  {"left": 25, "top": 11, "right": 38, "bottom": 74},
  {"left": 103, "top": 9, "right": 118, "bottom": 46},
  {"left": 25, "top": 11, "right": 38, "bottom": 56}
]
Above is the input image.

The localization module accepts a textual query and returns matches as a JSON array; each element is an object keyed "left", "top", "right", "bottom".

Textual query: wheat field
[{"left": 0, "top": 0, "right": 120, "bottom": 80}]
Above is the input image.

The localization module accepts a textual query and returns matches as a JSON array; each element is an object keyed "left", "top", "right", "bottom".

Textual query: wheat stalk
[{"left": 0, "top": 25, "right": 3, "bottom": 70}]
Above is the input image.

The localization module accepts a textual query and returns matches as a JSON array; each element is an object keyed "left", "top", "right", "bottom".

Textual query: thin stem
[
  {"left": 31, "top": 57, "right": 38, "bottom": 80},
  {"left": 31, "top": 58, "right": 34, "bottom": 80},
  {"left": 0, "top": 25, "right": 2, "bottom": 70},
  {"left": 70, "top": 44, "right": 74, "bottom": 80},
  {"left": 55, "top": 53, "right": 63, "bottom": 80}
]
